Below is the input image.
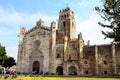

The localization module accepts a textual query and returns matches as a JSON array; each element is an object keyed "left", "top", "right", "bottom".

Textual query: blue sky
[{"left": 0, "top": 0, "right": 112, "bottom": 60}]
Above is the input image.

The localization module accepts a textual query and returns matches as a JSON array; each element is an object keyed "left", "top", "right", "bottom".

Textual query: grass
[
  {"left": 20, "top": 77, "right": 120, "bottom": 80},
  {"left": 57, "top": 77, "right": 120, "bottom": 80},
  {"left": 0, "top": 77, "right": 120, "bottom": 80},
  {"left": 0, "top": 75, "right": 119, "bottom": 80}
]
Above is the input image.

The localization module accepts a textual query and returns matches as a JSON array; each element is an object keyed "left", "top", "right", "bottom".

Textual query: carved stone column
[
  {"left": 78, "top": 32, "right": 84, "bottom": 76},
  {"left": 63, "top": 36, "right": 68, "bottom": 75},
  {"left": 95, "top": 45, "right": 98, "bottom": 76},
  {"left": 111, "top": 43, "right": 117, "bottom": 75},
  {"left": 49, "top": 21, "right": 56, "bottom": 73}
]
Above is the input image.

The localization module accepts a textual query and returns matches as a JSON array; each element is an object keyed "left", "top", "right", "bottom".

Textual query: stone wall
[
  {"left": 115, "top": 45, "right": 120, "bottom": 74},
  {"left": 83, "top": 46, "right": 96, "bottom": 76},
  {"left": 97, "top": 45, "right": 113, "bottom": 76},
  {"left": 83, "top": 44, "right": 120, "bottom": 76},
  {"left": 17, "top": 26, "right": 51, "bottom": 74}
]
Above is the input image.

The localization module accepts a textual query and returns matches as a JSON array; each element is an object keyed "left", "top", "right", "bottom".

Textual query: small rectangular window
[{"left": 56, "top": 54, "right": 60, "bottom": 58}]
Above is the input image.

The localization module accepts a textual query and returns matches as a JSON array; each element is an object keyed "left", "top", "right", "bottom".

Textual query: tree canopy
[
  {"left": 4, "top": 57, "right": 16, "bottom": 68},
  {"left": 0, "top": 44, "right": 7, "bottom": 66},
  {"left": 95, "top": 0, "right": 120, "bottom": 44},
  {"left": 0, "top": 44, "right": 16, "bottom": 67}
]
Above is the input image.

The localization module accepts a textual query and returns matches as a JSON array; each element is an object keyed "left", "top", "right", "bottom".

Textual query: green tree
[
  {"left": 95, "top": 0, "right": 120, "bottom": 44},
  {"left": 0, "top": 44, "right": 16, "bottom": 67},
  {"left": 4, "top": 57, "right": 16, "bottom": 68},
  {"left": 0, "top": 44, "right": 7, "bottom": 66}
]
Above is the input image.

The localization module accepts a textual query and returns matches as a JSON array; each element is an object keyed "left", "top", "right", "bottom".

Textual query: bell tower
[{"left": 58, "top": 7, "right": 76, "bottom": 40}]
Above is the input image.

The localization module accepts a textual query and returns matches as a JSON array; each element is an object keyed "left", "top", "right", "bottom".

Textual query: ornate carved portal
[
  {"left": 30, "top": 48, "right": 43, "bottom": 74},
  {"left": 33, "top": 61, "right": 40, "bottom": 74}
]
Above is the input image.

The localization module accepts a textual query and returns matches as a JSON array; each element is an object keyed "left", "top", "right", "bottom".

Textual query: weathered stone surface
[{"left": 17, "top": 7, "right": 120, "bottom": 77}]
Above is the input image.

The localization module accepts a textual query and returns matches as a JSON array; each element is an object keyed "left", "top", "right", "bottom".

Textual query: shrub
[
  {"left": 0, "top": 75, "right": 2, "bottom": 79},
  {"left": 12, "top": 74, "right": 17, "bottom": 78},
  {"left": 4, "top": 75, "right": 9, "bottom": 79}
]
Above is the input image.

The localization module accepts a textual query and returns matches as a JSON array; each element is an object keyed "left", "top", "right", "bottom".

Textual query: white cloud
[
  {"left": 0, "top": 6, "right": 57, "bottom": 61},
  {"left": 0, "top": 26, "right": 13, "bottom": 35},
  {"left": 0, "top": 30, "right": 9, "bottom": 35},
  {"left": 78, "top": 0, "right": 100, "bottom": 7},
  {"left": 0, "top": 6, "right": 57, "bottom": 26},
  {"left": 78, "top": 1, "right": 90, "bottom": 7},
  {"left": 76, "top": 13, "right": 112, "bottom": 45}
]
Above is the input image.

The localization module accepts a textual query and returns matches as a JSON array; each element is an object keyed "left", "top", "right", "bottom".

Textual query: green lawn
[
  {"left": 56, "top": 77, "right": 120, "bottom": 80},
  {"left": 0, "top": 75, "right": 120, "bottom": 80},
  {"left": 0, "top": 75, "right": 119, "bottom": 80}
]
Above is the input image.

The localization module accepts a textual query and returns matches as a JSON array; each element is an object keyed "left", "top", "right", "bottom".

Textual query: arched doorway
[
  {"left": 69, "top": 66, "right": 77, "bottom": 75},
  {"left": 33, "top": 61, "right": 39, "bottom": 74},
  {"left": 56, "top": 66, "right": 63, "bottom": 75}
]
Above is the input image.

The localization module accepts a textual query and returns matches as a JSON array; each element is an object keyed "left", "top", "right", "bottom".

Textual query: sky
[{"left": 0, "top": 0, "right": 112, "bottom": 61}]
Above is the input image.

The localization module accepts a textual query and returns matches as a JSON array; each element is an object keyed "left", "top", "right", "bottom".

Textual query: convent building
[{"left": 17, "top": 7, "right": 120, "bottom": 76}]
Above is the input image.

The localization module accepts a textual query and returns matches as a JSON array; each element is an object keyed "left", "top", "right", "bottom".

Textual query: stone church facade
[{"left": 17, "top": 7, "right": 120, "bottom": 76}]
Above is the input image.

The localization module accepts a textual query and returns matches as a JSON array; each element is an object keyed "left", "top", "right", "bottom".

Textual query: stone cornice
[{"left": 25, "top": 26, "right": 50, "bottom": 35}]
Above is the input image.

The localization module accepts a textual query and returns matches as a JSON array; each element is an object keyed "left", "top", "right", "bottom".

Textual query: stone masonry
[{"left": 17, "top": 7, "right": 120, "bottom": 76}]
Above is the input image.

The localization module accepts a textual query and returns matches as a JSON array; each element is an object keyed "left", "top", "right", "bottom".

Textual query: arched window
[
  {"left": 64, "top": 14, "right": 66, "bottom": 18},
  {"left": 68, "top": 55, "right": 71, "bottom": 60},
  {"left": 63, "top": 21, "right": 66, "bottom": 26},
  {"left": 56, "top": 47, "right": 63, "bottom": 58},
  {"left": 56, "top": 53, "right": 61, "bottom": 58},
  {"left": 84, "top": 60, "right": 88, "bottom": 64},
  {"left": 103, "top": 60, "right": 107, "bottom": 65}
]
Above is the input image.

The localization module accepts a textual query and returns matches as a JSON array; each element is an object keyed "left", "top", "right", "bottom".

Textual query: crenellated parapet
[
  {"left": 25, "top": 26, "right": 50, "bottom": 34},
  {"left": 59, "top": 7, "right": 74, "bottom": 19}
]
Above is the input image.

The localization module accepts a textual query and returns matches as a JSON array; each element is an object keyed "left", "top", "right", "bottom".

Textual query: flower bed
[
  {"left": 20, "top": 77, "right": 120, "bottom": 80},
  {"left": 20, "top": 77, "right": 57, "bottom": 80}
]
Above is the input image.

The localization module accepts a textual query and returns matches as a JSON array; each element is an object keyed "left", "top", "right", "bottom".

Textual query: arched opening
[
  {"left": 104, "top": 71, "right": 108, "bottom": 75},
  {"left": 56, "top": 66, "right": 63, "bottom": 75},
  {"left": 56, "top": 53, "right": 61, "bottom": 58},
  {"left": 69, "top": 66, "right": 77, "bottom": 75},
  {"left": 84, "top": 60, "right": 88, "bottom": 64},
  {"left": 33, "top": 61, "right": 39, "bottom": 74},
  {"left": 103, "top": 60, "right": 107, "bottom": 65},
  {"left": 63, "top": 21, "right": 66, "bottom": 26},
  {"left": 85, "top": 70, "right": 89, "bottom": 75}
]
